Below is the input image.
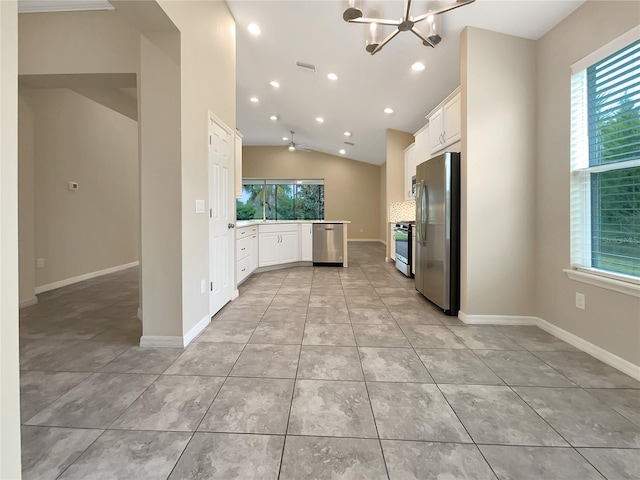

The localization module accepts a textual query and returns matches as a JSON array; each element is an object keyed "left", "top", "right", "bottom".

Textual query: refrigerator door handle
[{"left": 421, "top": 182, "right": 428, "bottom": 246}]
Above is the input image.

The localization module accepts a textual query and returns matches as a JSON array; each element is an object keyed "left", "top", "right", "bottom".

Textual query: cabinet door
[
  {"left": 258, "top": 232, "right": 280, "bottom": 267},
  {"left": 279, "top": 231, "right": 299, "bottom": 263},
  {"left": 428, "top": 108, "right": 444, "bottom": 154},
  {"left": 235, "top": 132, "right": 243, "bottom": 198},
  {"left": 442, "top": 93, "right": 461, "bottom": 147},
  {"left": 390, "top": 225, "right": 396, "bottom": 260},
  {"left": 300, "top": 224, "right": 313, "bottom": 261}
]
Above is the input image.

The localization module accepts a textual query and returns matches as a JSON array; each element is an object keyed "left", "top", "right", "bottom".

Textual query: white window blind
[{"left": 570, "top": 37, "right": 640, "bottom": 281}]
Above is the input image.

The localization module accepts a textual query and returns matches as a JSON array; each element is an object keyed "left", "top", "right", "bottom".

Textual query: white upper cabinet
[
  {"left": 413, "top": 124, "right": 429, "bottom": 170},
  {"left": 427, "top": 88, "right": 461, "bottom": 155},
  {"left": 404, "top": 143, "right": 416, "bottom": 201}
]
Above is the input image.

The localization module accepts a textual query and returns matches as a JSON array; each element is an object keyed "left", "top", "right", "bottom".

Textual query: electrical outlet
[
  {"left": 575, "top": 292, "right": 585, "bottom": 310},
  {"left": 36, "top": 258, "right": 45, "bottom": 268},
  {"left": 200, "top": 279, "right": 206, "bottom": 294}
]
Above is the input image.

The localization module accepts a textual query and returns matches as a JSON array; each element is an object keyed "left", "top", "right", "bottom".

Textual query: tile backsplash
[{"left": 389, "top": 200, "right": 416, "bottom": 223}]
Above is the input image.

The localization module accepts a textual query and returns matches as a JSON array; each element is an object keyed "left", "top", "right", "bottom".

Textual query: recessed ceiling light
[
  {"left": 250, "top": 97, "right": 259, "bottom": 103},
  {"left": 344, "top": 131, "right": 352, "bottom": 137},
  {"left": 339, "top": 149, "right": 346, "bottom": 155},
  {"left": 270, "top": 115, "right": 278, "bottom": 121},
  {"left": 270, "top": 80, "right": 280, "bottom": 88},
  {"left": 384, "top": 107, "right": 394, "bottom": 114},
  {"left": 411, "top": 62, "right": 426, "bottom": 71},
  {"left": 316, "top": 117, "right": 324, "bottom": 123},
  {"left": 327, "top": 73, "right": 338, "bottom": 81},
  {"left": 248, "top": 23, "right": 261, "bottom": 35},
  {"left": 282, "top": 136, "right": 289, "bottom": 141}
]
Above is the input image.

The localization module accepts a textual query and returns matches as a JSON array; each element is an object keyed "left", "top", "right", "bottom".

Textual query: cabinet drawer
[
  {"left": 237, "top": 236, "right": 251, "bottom": 261},
  {"left": 236, "top": 226, "right": 258, "bottom": 239},
  {"left": 237, "top": 255, "right": 252, "bottom": 283},
  {"left": 259, "top": 223, "right": 298, "bottom": 234}
]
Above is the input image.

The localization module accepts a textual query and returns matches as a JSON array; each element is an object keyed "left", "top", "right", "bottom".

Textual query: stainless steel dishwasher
[{"left": 313, "top": 223, "right": 344, "bottom": 266}]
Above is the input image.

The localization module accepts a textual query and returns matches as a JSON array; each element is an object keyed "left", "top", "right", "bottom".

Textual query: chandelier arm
[
  {"left": 371, "top": 28, "right": 400, "bottom": 55},
  {"left": 412, "top": 0, "right": 476, "bottom": 23},
  {"left": 348, "top": 17, "right": 402, "bottom": 26},
  {"left": 410, "top": 27, "right": 435, "bottom": 47},
  {"left": 403, "top": 0, "right": 412, "bottom": 21}
]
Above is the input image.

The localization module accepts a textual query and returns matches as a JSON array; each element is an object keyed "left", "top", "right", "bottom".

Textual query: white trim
[
  {"left": 19, "top": 296, "right": 38, "bottom": 308},
  {"left": 458, "top": 312, "right": 537, "bottom": 326},
  {"left": 564, "top": 269, "right": 640, "bottom": 298},
  {"left": 18, "top": 1, "right": 114, "bottom": 14},
  {"left": 183, "top": 314, "right": 211, "bottom": 347},
  {"left": 232, "top": 289, "right": 239, "bottom": 300},
  {"left": 571, "top": 26, "right": 640, "bottom": 74},
  {"left": 537, "top": 317, "right": 640, "bottom": 382},
  {"left": 139, "top": 336, "right": 184, "bottom": 348},
  {"left": 457, "top": 312, "right": 640, "bottom": 381},
  {"left": 35, "top": 261, "right": 139, "bottom": 294}
]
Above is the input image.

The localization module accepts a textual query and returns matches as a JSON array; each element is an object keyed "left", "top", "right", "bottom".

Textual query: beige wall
[
  {"left": 20, "top": 88, "right": 139, "bottom": 289},
  {"left": 19, "top": 91, "right": 36, "bottom": 306},
  {"left": 536, "top": 2, "right": 640, "bottom": 366},
  {"left": 243, "top": 146, "right": 381, "bottom": 240},
  {"left": 461, "top": 27, "right": 537, "bottom": 317},
  {"left": 379, "top": 163, "right": 387, "bottom": 243},
  {"left": 385, "top": 129, "right": 414, "bottom": 256},
  {"left": 157, "top": 0, "right": 237, "bottom": 336},
  {"left": 1, "top": 1, "right": 22, "bottom": 477}
]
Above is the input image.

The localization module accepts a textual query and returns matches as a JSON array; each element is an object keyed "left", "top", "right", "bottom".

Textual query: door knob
[{"left": 228, "top": 223, "right": 235, "bottom": 229}]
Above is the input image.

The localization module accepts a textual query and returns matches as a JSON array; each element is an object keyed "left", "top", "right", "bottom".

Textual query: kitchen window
[
  {"left": 236, "top": 179, "right": 324, "bottom": 221},
  {"left": 569, "top": 32, "right": 640, "bottom": 285}
]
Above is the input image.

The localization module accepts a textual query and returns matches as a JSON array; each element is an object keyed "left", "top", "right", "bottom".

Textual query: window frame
[{"left": 568, "top": 27, "right": 640, "bottom": 296}]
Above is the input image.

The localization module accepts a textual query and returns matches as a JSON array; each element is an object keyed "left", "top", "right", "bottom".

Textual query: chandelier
[{"left": 343, "top": 0, "right": 475, "bottom": 55}]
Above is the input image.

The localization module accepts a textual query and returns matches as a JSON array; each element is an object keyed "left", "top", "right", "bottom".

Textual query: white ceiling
[{"left": 228, "top": 0, "right": 585, "bottom": 165}]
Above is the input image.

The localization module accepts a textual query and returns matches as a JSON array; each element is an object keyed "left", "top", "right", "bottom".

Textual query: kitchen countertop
[{"left": 236, "top": 220, "right": 351, "bottom": 228}]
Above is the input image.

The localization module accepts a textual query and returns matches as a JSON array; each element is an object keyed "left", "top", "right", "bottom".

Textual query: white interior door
[{"left": 209, "top": 114, "right": 234, "bottom": 315}]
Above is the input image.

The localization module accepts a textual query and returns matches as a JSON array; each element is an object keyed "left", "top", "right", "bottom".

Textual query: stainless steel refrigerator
[{"left": 415, "top": 152, "right": 461, "bottom": 315}]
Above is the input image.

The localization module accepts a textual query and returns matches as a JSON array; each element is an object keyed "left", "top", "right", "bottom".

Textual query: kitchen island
[{"left": 235, "top": 220, "right": 351, "bottom": 284}]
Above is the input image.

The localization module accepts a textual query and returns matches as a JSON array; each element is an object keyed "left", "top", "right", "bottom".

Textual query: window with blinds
[{"left": 570, "top": 37, "right": 640, "bottom": 280}]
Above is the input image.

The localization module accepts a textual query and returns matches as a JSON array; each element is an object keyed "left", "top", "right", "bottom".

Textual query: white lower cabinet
[
  {"left": 258, "top": 224, "right": 300, "bottom": 267},
  {"left": 236, "top": 225, "right": 258, "bottom": 284},
  {"left": 300, "top": 223, "right": 313, "bottom": 261},
  {"left": 389, "top": 223, "right": 396, "bottom": 260}
]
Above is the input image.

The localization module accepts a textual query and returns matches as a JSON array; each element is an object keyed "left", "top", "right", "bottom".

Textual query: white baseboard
[
  {"left": 457, "top": 311, "right": 640, "bottom": 381},
  {"left": 536, "top": 317, "right": 640, "bottom": 382},
  {"left": 183, "top": 314, "right": 210, "bottom": 347},
  {"left": 19, "top": 296, "right": 38, "bottom": 308},
  {"left": 35, "top": 261, "right": 140, "bottom": 294},
  {"left": 139, "top": 336, "right": 184, "bottom": 348},
  {"left": 458, "top": 312, "right": 538, "bottom": 326}
]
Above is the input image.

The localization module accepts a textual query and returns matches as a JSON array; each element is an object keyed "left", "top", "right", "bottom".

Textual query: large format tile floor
[{"left": 19, "top": 242, "right": 640, "bottom": 479}]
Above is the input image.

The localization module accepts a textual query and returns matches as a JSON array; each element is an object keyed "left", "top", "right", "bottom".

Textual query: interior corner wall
[
  {"left": 155, "top": 0, "right": 236, "bottom": 336},
  {"left": 19, "top": 90, "right": 36, "bottom": 305},
  {"left": 536, "top": 1, "right": 640, "bottom": 366},
  {"left": 385, "top": 129, "right": 414, "bottom": 256},
  {"left": 1, "top": 1, "right": 22, "bottom": 477},
  {"left": 26, "top": 88, "right": 139, "bottom": 289},
  {"left": 242, "top": 146, "right": 381, "bottom": 240},
  {"left": 379, "top": 163, "right": 387, "bottom": 243},
  {"left": 461, "top": 27, "right": 536, "bottom": 317},
  {"left": 139, "top": 31, "right": 183, "bottom": 338}
]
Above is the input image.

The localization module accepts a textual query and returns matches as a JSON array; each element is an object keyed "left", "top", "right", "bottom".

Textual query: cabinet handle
[{"left": 241, "top": 247, "right": 246, "bottom": 251}]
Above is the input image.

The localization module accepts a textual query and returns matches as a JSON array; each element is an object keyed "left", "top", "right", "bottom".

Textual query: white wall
[
  {"left": 461, "top": 27, "right": 537, "bottom": 317},
  {"left": 0, "top": 0, "right": 22, "bottom": 477},
  {"left": 21, "top": 88, "right": 139, "bottom": 290},
  {"left": 536, "top": 1, "right": 640, "bottom": 366}
]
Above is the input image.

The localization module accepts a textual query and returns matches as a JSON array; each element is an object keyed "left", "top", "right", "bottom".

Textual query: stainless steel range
[{"left": 394, "top": 221, "right": 415, "bottom": 277}]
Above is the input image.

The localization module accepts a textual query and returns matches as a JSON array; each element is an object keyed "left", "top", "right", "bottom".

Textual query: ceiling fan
[{"left": 286, "top": 130, "right": 313, "bottom": 152}]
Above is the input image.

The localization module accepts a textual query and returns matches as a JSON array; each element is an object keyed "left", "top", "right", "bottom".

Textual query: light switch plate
[
  {"left": 575, "top": 292, "right": 585, "bottom": 310},
  {"left": 195, "top": 200, "right": 205, "bottom": 214}
]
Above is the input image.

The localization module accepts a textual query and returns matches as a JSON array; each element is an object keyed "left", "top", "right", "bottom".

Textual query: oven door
[{"left": 395, "top": 228, "right": 410, "bottom": 275}]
